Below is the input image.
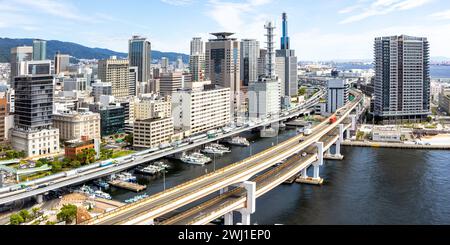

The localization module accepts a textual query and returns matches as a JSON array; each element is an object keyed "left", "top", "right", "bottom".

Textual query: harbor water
[{"left": 106, "top": 128, "right": 450, "bottom": 224}]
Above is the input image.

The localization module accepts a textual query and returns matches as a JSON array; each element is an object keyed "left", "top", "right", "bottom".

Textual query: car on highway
[{"left": 301, "top": 152, "right": 308, "bottom": 157}]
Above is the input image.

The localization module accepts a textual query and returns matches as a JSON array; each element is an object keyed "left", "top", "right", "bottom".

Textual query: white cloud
[
  {"left": 430, "top": 9, "right": 450, "bottom": 19},
  {"left": 339, "top": 0, "right": 434, "bottom": 24},
  {"left": 161, "top": 0, "right": 194, "bottom": 6}
]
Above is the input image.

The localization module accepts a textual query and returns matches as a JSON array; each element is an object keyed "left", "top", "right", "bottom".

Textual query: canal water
[{"left": 107, "top": 128, "right": 450, "bottom": 225}]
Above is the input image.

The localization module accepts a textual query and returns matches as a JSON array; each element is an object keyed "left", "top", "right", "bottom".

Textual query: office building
[
  {"left": 257, "top": 49, "right": 267, "bottom": 78},
  {"left": 161, "top": 57, "right": 169, "bottom": 73},
  {"left": 275, "top": 13, "right": 298, "bottom": 98},
  {"left": 89, "top": 104, "right": 125, "bottom": 137},
  {"left": 18, "top": 60, "right": 51, "bottom": 76},
  {"left": 11, "top": 74, "right": 60, "bottom": 157},
  {"left": 172, "top": 86, "right": 231, "bottom": 134},
  {"left": 129, "top": 36, "right": 151, "bottom": 84},
  {"left": 54, "top": 52, "right": 70, "bottom": 75},
  {"left": 439, "top": 87, "right": 450, "bottom": 115},
  {"left": 133, "top": 117, "right": 174, "bottom": 149},
  {"left": 205, "top": 32, "right": 241, "bottom": 118},
  {"left": 10, "top": 46, "right": 33, "bottom": 82},
  {"left": 327, "top": 76, "right": 349, "bottom": 113},
  {"left": 189, "top": 54, "right": 205, "bottom": 82},
  {"left": 32, "top": 39, "right": 47, "bottom": 60},
  {"left": 159, "top": 72, "right": 183, "bottom": 96},
  {"left": 129, "top": 66, "right": 138, "bottom": 96},
  {"left": 52, "top": 111, "right": 101, "bottom": 142},
  {"left": 0, "top": 97, "right": 6, "bottom": 144},
  {"left": 92, "top": 82, "right": 112, "bottom": 103},
  {"left": 98, "top": 57, "right": 130, "bottom": 98},
  {"left": 240, "top": 39, "right": 260, "bottom": 87},
  {"left": 135, "top": 95, "right": 172, "bottom": 120},
  {"left": 63, "top": 77, "right": 87, "bottom": 92},
  {"left": 374, "top": 35, "right": 431, "bottom": 123}
]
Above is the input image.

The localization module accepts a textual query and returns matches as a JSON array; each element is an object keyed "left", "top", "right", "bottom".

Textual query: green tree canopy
[
  {"left": 10, "top": 213, "right": 24, "bottom": 225},
  {"left": 57, "top": 204, "right": 77, "bottom": 224}
]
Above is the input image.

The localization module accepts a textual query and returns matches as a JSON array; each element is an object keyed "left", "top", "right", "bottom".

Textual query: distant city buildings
[
  {"left": 54, "top": 52, "right": 70, "bottom": 75},
  {"left": 159, "top": 72, "right": 183, "bottom": 96},
  {"left": 190, "top": 37, "right": 205, "bottom": 82},
  {"left": 10, "top": 46, "right": 32, "bottom": 82},
  {"left": 374, "top": 35, "right": 431, "bottom": 123}
]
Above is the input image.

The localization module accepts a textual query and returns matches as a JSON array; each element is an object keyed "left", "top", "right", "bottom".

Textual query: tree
[
  {"left": 298, "top": 87, "right": 307, "bottom": 96},
  {"left": 10, "top": 213, "right": 24, "bottom": 225},
  {"left": 124, "top": 134, "right": 133, "bottom": 145},
  {"left": 18, "top": 209, "right": 31, "bottom": 222},
  {"left": 32, "top": 207, "right": 40, "bottom": 218},
  {"left": 57, "top": 204, "right": 77, "bottom": 224},
  {"left": 69, "top": 160, "right": 81, "bottom": 168}
]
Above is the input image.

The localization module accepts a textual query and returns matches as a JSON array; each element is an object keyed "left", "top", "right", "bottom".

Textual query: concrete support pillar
[
  {"left": 239, "top": 181, "right": 256, "bottom": 226},
  {"left": 301, "top": 168, "right": 308, "bottom": 178},
  {"left": 224, "top": 212, "right": 234, "bottom": 225},
  {"left": 346, "top": 129, "right": 350, "bottom": 139},
  {"left": 36, "top": 194, "right": 43, "bottom": 204},
  {"left": 339, "top": 124, "right": 344, "bottom": 143},
  {"left": 351, "top": 115, "right": 357, "bottom": 131},
  {"left": 313, "top": 142, "right": 324, "bottom": 180},
  {"left": 336, "top": 140, "right": 341, "bottom": 157}
]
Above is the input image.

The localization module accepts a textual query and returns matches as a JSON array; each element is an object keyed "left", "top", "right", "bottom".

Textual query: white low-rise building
[
  {"left": 371, "top": 126, "right": 402, "bottom": 142},
  {"left": 52, "top": 111, "right": 101, "bottom": 142},
  {"left": 11, "top": 128, "right": 60, "bottom": 158},
  {"left": 133, "top": 117, "right": 174, "bottom": 148},
  {"left": 172, "top": 86, "right": 231, "bottom": 134}
]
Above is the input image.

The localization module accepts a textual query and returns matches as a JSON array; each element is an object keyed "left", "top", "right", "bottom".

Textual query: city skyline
[{"left": 1, "top": 0, "right": 450, "bottom": 60}]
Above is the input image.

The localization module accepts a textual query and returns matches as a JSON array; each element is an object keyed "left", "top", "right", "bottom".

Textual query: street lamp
[
  {"left": 162, "top": 170, "right": 167, "bottom": 191},
  {"left": 213, "top": 154, "right": 216, "bottom": 172}
]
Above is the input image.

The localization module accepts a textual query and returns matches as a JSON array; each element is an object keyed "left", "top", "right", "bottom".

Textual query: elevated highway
[{"left": 82, "top": 90, "right": 363, "bottom": 225}]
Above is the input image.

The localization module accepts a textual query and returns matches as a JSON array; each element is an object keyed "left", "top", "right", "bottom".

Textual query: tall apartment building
[
  {"left": 240, "top": 39, "right": 260, "bottom": 87},
  {"left": 129, "top": 36, "right": 151, "bottom": 84},
  {"left": 98, "top": 57, "right": 130, "bottom": 98},
  {"left": 10, "top": 46, "right": 32, "bottom": 82},
  {"left": 205, "top": 33, "right": 241, "bottom": 118},
  {"left": 439, "top": 87, "right": 450, "bottom": 115},
  {"left": 53, "top": 111, "right": 101, "bottom": 142},
  {"left": 159, "top": 72, "right": 183, "bottom": 96},
  {"left": 172, "top": 86, "right": 231, "bottom": 134},
  {"left": 191, "top": 37, "right": 204, "bottom": 55},
  {"left": 189, "top": 54, "right": 205, "bottom": 82},
  {"left": 374, "top": 35, "right": 431, "bottom": 123},
  {"left": 54, "top": 52, "right": 70, "bottom": 75},
  {"left": 135, "top": 95, "right": 172, "bottom": 120},
  {"left": 32, "top": 39, "right": 47, "bottom": 61},
  {"left": 275, "top": 13, "right": 298, "bottom": 98}
]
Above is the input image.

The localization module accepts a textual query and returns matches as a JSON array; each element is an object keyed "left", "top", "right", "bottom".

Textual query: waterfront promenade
[{"left": 342, "top": 140, "right": 450, "bottom": 150}]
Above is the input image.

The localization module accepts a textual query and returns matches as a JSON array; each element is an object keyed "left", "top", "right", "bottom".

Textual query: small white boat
[
  {"left": 93, "top": 190, "right": 111, "bottom": 200},
  {"left": 227, "top": 137, "right": 250, "bottom": 147}
]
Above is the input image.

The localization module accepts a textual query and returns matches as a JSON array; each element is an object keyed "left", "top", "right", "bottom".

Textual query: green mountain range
[{"left": 0, "top": 38, "right": 189, "bottom": 63}]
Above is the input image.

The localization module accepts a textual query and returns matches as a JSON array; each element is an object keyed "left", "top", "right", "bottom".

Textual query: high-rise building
[
  {"left": 189, "top": 54, "right": 205, "bottom": 82},
  {"left": 54, "top": 52, "right": 70, "bottom": 75},
  {"left": 258, "top": 49, "right": 267, "bottom": 77},
  {"left": 10, "top": 46, "right": 33, "bottom": 82},
  {"left": 190, "top": 37, "right": 204, "bottom": 56},
  {"left": 98, "top": 57, "right": 130, "bottom": 98},
  {"left": 161, "top": 57, "right": 169, "bottom": 73},
  {"left": 374, "top": 35, "right": 431, "bottom": 123},
  {"left": 18, "top": 60, "right": 51, "bottom": 76},
  {"left": 0, "top": 97, "right": 7, "bottom": 144},
  {"left": 89, "top": 104, "right": 125, "bottom": 137},
  {"left": 205, "top": 32, "right": 241, "bottom": 118},
  {"left": 32, "top": 39, "right": 47, "bottom": 61},
  {"left": 159, "top": 72, "right": 183, "bottom": 96},
  {"left": 134, "top": 95, "right": 172, "bottom": 120},
  {"left": 275, "top": 13, "right": 298, "bottom": 98},
  {"left": 249, "top": 22, "right": 281, "bottom": 120},
  {"left": 63, "top": 77, "right": 87, "bottom": 92},
  {"left": 11, "top": 74, "right": 60, "bottom": 157},
  {"left": 240, "top": 39, "right": 260, "bottom": 87},
  {"left": 129, "top": 66, "right": 138, "bottom": 96},
  {"left": 129, "top": 35, "right": 151, "bottom": 84},
  {"left": 172, "top": 86, "right": 231, "bottom": 134}
]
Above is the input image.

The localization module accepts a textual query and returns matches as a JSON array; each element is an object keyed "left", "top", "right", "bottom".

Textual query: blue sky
[{"left": 1, "top": 0, "right": 450, "bottom": 60}]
